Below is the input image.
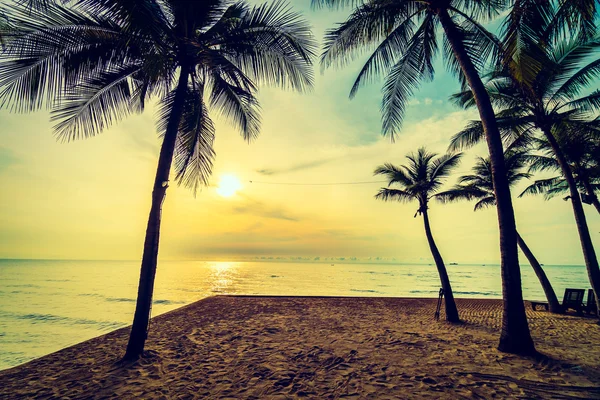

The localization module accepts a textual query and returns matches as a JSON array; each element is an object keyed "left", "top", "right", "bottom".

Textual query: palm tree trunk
[
  {"left": 516, "top": 231, "right": 561, "bottom": 313},
  {"left": 437, "top": 9, "right": 535, "bottom": 354},
  {"left": 124, "top": 67, "right": 190, "bottom": 360},
  {"left": 422, "top": 206, "right": 460, "bottom": 323},
  {"left": 541, "top": 127, "right": 600, "bottom": 318},
  {"left": 582, "top": 178, "right": 600, "bottom": 215}
]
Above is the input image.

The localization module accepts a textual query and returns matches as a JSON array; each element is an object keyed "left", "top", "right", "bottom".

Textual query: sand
[{"left": 1, "top": 296, "right": 599, "bottom": 399}]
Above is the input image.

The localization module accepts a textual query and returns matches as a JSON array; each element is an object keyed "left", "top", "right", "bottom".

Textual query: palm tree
[
  {"left": 439, "top": 150, "right": 562, "bottom": 313},
  {"left": 521, "top": 128, "right": 600, "bottom": 215},
  {"left": 314, "top": 0, "right": 536, "bottom": 354},
  {"left": 449, "top": 28, "right": 600, "bottom": 318},
  {"left": 0, "top": 0, "right": 316, "bottom": 359},
  {"left": 374, "top": 148, "right": 462, "bottom": 323}
]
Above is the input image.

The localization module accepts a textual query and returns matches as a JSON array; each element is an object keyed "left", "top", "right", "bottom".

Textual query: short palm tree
[
  {"left": 374, "top": 148, "right": 462, "bottom": 323},
  {"left": 314, "top": 0, "right": 536, "bottom": 353},
  {"left": 450, "top": 28, "right": 600, "bottom": 318},
  {"left": 0, "top": 0, "right": 315, "bottom": 359},
  {"left": 439, "top": 150, "right": 561, "bottom": 313}
]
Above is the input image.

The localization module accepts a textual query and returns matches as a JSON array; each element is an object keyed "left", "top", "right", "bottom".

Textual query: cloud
[
  {"left": 322, "top": 229, "right": 376, "bottom": 241},
  {"left": 256, "top": 155, "right": 340, "bottom": 176},
  {"left": 232, "top": 197, "right": 299, "bottom": 222}
]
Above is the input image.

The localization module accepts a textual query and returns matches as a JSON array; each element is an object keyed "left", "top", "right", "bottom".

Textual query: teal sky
[{"left": 0, "top": 1, "right": 598, "bottom": 264}]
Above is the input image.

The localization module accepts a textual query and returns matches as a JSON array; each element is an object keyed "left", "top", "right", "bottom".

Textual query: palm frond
[
  {"left": 550, "top": 0, "right": 598, "bottom": 41},
  {"left": 552, "top": 45, "right": 600, "bottom": 103},
  {"left": 374, "top": 187, "right": 414, "bottom": 203},
  {"left": 348, "top": 11, "right": 421, "bottom": 98},
  {"left": 381, "top": 18, "right": 433, "bottom": 137},
  {"left": 74, "top": 0, "right": 171, "bottom": 42},
  {"left": 209, "top": 71, "right": 261, "bottom": 142},
  {"left": 157, "top": 84, "right": 216, "bottom": 194},
  {"left": 0, "top": 2, "right": 128, "bottom": 111},
  {"left": 449, "top": 6, "right": 502, "bottom": 73},
  {"left": 448, "top": 120, "right": 485, "bottom": 151},
  {"left": 527, "top": 154, "right": 560, "bottom": 173},
  {"left": 500, "top": 0, "right": 553, "bottom": 85},
  {"left": 321, "top": 0, "right": 418, "bottom": 71},
  {"left": 310, "top": 0, "right": 360, "bottom": 9},
  {"left": 373, "top": 162, "right": 413, "bottom": 187},
  {"left": 51, "top": 65, "right": 139, "bottom": 141},
  {"left": 216, "top": 0, "right": 316, "bottom": 93},
  {"left": 429, "top": 152, "right": 463, "bottom": 181},
  {"left": 474, "top": 196, "right": 497, "bottom": 210},
  {"left": 563, "top": 90, "right": 600, "bottom": 114},
  {"left": 435, "top": 185, "right": 489, "bottom": 203},
  {"left": 519, "top": 176, "right": 564, "bottom": 198}
]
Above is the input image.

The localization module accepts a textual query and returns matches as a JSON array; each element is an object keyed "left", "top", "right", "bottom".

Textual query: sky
[{"left": 0, "top": 1, "right": 599, "bottom": 264}]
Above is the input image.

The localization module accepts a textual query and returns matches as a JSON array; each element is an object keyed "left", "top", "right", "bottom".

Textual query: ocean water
[{"left": 0, "top": 259, "right": 591, "bottom": 370}]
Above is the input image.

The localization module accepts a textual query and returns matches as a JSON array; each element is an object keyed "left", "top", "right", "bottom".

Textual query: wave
[
  {"left": 349, "top": 289, "right": 380, "bottom": 293},
  {"left": 358, "top": 271, "right": 394, "bottom": 276},
  {"left": 454, "top": 291, "right": 498, "bottom": 296},
  {"left": 0, "top": 311, "right": 124, "bottom": 330},
  {"left": 5, "top": 284, "right": 42, "bottom": 289},
  {"left": 103, "top": 297, "right": 184, "bottom": 305},
  {"left": 105, "top": 297, "right": 135, "bottom": 303},
  {"left": 153, "top": 299, "right": 185, "bottom": 305}
]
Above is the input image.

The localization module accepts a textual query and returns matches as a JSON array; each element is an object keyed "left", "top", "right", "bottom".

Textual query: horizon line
[{"left": 0, "top": 258, "right": 586, "bottom": 268}]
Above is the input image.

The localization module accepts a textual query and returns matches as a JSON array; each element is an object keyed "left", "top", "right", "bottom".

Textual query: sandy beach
[{"left": 1, "top": 296, "right": 599, "bottom": 399}]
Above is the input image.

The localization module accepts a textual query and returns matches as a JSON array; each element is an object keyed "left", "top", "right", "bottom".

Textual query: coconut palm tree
[
  {"left": 449, "top": 28, "right": 600, "bottom": 317},
  {"left": 521, "top": 128, "right": 600, "bottom": 215},
  {"left": 313, "top": 0, "right": 536, "bottom": 354},
  {"left": 0, "top": 0, "right": 316, "bottom": 359},
  {"left": 439, "top": 150, "right": 562, "bottom": 313},
  {"left": 374, "top": 148, "right": 462, "bottom": 322}
]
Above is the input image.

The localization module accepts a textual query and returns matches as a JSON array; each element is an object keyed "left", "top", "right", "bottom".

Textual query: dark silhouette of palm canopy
[
  {"left": 439, "top": 150, "right": 561, "bottom": 313},
  {"left": 0, "top": 0, "right": 316, "bottom": 359},
  {"left": 449, "top": 5, "right": 600, "bottom": 317},
  {"left": 314, "top": 0, "right": 535, "bottom": 353},
  {"left": 374, "top": 148, "right": 462, "bottom": 323},
  {"left": 521, "top": 128, "right": 600, "bottom": 215}
]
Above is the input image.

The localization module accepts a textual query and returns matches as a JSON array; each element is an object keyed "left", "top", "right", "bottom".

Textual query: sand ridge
[{"left": 1, "top": 296, "right": 599, "bottom": 399}]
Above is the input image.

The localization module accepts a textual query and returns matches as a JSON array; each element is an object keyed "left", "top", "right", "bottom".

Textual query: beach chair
[
  {"left": 530, "top": 288, "right": 585, "bottom": 313},
  {"left": 586, "top": 289, "right": 597, "bottom": 315},
  {"left": 561, "top": 288, "right": 585, "bottom": 314}
]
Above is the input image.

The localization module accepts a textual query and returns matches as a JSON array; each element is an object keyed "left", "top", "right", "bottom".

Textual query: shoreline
[{"left": 2, "top": 296, "right": 599, "bottom": 398}]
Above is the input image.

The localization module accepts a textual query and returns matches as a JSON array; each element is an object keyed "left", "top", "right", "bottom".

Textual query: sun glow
[{"left": 216, "top": 174, "right": 242, "bottom": 198}]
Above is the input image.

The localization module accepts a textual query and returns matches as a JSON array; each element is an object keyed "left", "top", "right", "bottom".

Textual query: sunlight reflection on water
[{"left": 0, "top": 259, "right": 591, "bottom": 370}]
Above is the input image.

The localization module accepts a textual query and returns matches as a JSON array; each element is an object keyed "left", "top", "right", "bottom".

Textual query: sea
[{"left": 0, "top": 259, "right": 591, "bottom": 370}]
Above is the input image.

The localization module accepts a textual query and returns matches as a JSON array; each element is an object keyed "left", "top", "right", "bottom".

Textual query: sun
[{"left": 216, "top": 174, "right": 242, "bottom": 197}]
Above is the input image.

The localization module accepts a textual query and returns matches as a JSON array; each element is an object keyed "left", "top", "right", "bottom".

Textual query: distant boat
[{"left": 449, "top": 262, "right": 458, "bottom": 265}]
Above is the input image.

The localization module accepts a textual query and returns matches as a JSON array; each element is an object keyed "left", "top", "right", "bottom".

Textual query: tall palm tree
[
  {"left": 449, "top": 29, "right": 600, "bottom": 318},
  {"left": 521, "top": 128, "right": 600, "bottom": 215},
  {"left": 0, "top": 0, "right": 316, "bottom": 359},
  {"left": 374, "top": 148, "right": 462, "bottom": 323},
  {"left": 314, "top": 0, "right": 536, "bottom": 354},
  {"left": 439, "top": 150, "right": 562, "bottom": 313}
]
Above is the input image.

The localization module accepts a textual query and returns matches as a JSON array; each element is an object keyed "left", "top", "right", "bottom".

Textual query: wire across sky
[{"left": 248, "top": 180, "right": 388, "bottom": 186}]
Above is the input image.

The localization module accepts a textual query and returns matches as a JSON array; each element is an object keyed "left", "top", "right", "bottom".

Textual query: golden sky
[{"left": 0, "top": 1, "right": 598, "bottom": 264}]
